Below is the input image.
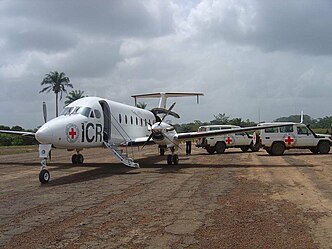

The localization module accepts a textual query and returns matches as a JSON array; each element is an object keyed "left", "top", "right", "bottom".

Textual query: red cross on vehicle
[
  {"left": 68, "top": 127, "right": 77, "bottom": 139},
  {"left": 284, "top": 135, "right": 294, "bottom": 145},
  {"left": 225, "top": 136, "right": 233, "bottom": 144}
]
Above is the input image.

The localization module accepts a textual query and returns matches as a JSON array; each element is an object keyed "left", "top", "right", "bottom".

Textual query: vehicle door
[
  {"left": 295, "top": 125, "right": 315, "bottom": 146},
  {"left": 234, "top": 131, "right": 249, "bottom": 146}
]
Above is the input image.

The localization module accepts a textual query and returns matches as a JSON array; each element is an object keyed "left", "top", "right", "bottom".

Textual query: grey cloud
[
  {"left": 1, "top": 0, "right": 174, "bottom": 38},
  {"left": 189, "top": 0, "right": 332, "bottom": 55}
]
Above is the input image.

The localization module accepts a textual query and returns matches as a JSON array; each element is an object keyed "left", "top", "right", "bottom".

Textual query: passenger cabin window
[
  {"left": 125, "top": 115, "right": 128, "bottom": 124},
  {"left": 119, "top": 114, "right": 122, "bottom": 123},
  {"left": 280, "top": 126, "right": 293, "bottom": 133},
  {"left": 130, "top": 116, "right": 133, "bottom": 125},
  {"left": 140, "top": 118, "right": 143, "bottom": 126},
  {"left": 136, "top": 117, "right": 138, "bottom": 125}
]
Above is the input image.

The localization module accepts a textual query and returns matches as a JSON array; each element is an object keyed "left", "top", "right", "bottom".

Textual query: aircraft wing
[
  {"left": 124, "top": 137, "right": 156, "bottom": 147},
  {"left": 175, "top": 123, "right": 291, "bottom": 141},
  {"left": 0, "top": 130, "right": 36, "bottom": 137}
]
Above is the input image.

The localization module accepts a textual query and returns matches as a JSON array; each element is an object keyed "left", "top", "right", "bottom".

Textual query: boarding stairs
[{"left": 104, "top": 141, "right": 139, "bottom": 168}]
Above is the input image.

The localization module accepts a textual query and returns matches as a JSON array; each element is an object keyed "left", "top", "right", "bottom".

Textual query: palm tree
[
  {"left": 136, "top": 102, "right": 147, "bottom": 109},
  {"left": 65, "top": 90, "right": 86, "bottom": 106},
  {"left": 39, "top": 71, "right": 73, "bottom": 117}
]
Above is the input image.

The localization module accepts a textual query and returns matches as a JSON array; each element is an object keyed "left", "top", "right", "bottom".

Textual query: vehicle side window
[
  {"left": 235, "top": 132, "right": 245, "bottom": 136},
  {"left": 265, "top": 127, "right": 278, "bottom": 133},
  {"left": 280, "top": 126, "right": 293, "bottom": 133},
  {"left": 297, "top": 126, "right": 310, "bottom": 135},
  {"left": 94, "top": 109, "right": 101, "bottom": 119},
  {"left": 210, "top": 127, "right": 221, "bottom": 131}
]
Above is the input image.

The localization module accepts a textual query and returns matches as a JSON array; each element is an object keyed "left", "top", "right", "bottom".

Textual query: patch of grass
[{"left": 0, "top": 145, "right": 38, "bottom": 155}]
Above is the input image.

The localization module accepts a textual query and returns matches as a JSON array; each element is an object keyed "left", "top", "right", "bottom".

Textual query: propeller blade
[
  {"left": 42, "top": 102, "right": 47, "bottom": 123},
  {"left": 141, "top": 133, "right": 154, "bottom": 149},
  {"left": 160, "top": 102, "right": 176, "bottom": 123}
]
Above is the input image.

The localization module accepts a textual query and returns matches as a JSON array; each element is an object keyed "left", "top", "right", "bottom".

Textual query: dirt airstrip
[{"left": 0, "top": 146, "right": 331, "bottom": 248}]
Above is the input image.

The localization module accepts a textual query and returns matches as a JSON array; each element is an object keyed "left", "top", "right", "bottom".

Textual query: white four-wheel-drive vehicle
[
  {"left": 196, "top": 125, "right": 259, "bottom": 154},
  {"left": 256, "top": 122, "right": 332, "bottom": 155}
]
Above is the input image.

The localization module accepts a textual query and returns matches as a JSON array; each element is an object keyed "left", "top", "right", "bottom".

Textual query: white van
[
  {"left": 256, "top": 122, "right": 332, "bottom": 155},
  {"left": 196, "top": 125, "right": 259, "bottom": 154}
]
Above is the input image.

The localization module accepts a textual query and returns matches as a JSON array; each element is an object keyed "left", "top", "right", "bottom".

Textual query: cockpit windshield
[{"left": 60, "top": 106, "right": 91, "bottom": 117}]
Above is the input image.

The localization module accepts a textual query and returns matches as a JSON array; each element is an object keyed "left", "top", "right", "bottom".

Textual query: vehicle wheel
[
  {"left": 215, "top": 142, "right": 226, "bottom": 154},
  {"left": 167, "top": 155, "right": 172, "bottom": 165},
  {"left": 172, "top": 154, "right": 179, "bottom": 165},
  {"left": 206, "top": 147, "right": 215, "bottom": 154},
  {"left": 77, "top": 154, "right": 84, "bottom": 164},
  {"left": 72, "top": 154, "right": 78, "bottom": 164},
  {"left": 240, "top": 146, "right": 250, "bottom": 152},
  {"left": 250, "top": 143, "right": 260, "bottom": 152},
  {"left": 39, "top": 169, "right": 50, "bottom": 184},
  {"left": 270, "top": 142, "right": 285, "bottom": 156},
  {"left": 309, "top": 147, "right": 319, "bottom": 154},
  {"left": 265, "top": 148, "right": 273, "bottom": 155},
  {"left": 317, "top": 141, "right": 330, "bottom": 154}
]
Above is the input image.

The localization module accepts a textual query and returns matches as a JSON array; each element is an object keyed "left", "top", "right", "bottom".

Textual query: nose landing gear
[{"left": 39, "top": 144, "right": 52, "bottom": 184}]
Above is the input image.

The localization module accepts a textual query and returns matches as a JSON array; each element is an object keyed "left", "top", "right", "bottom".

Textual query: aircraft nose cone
[{"left": 36, "top": 126, "right": 53, "bottom": 143}]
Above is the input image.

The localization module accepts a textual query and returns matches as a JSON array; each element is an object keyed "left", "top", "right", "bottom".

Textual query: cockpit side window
[
  {"left": 90, "top": 110, "right": 95, "bottom": 118},
  {"left": 60, "top": 107, "right": 74, "bottom": 116},
  {"left": 79, "top": 107, "right": 91, "bottom": 117},
  {"left": 94, "top": 109, "right": 101, "bottom": 119}
]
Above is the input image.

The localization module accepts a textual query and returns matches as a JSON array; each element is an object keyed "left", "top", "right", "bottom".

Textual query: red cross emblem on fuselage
[
  {"left": 225, "top": 136, "right": 233, "bottom": 144},
  {"left": 68, "top": 127, "right": 77, "bottom": 139},
  {"left": 284, "top": 136, "right": 294, "bottom": 145}
]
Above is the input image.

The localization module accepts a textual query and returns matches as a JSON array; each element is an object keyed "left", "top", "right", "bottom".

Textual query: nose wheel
[
  {"left": 72, "top": 153, "right": 84, "bottom": 164},
  {"left": 167, "top": 154, "right": 179, "bottom": 165}
]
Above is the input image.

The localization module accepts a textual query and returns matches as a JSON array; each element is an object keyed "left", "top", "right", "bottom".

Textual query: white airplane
[{"left": 0, "top": 92, "right": 289, "bottom": 184}]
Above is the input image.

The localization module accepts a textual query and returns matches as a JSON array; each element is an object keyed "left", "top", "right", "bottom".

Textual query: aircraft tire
[
  {"left": 72, "top": 154, "right": 78, "bottom": 164},
  {"left": 317, "top": 141, "right": 330, "bottom": 154},
  {"left": 77, "top": 154, "right": 84, "bottom": 164},
  {"left": 39, "top": 169, "right": 50, "bottom": 184},
  {"left": 172, "top": 154, "right": 179, "bottom": 165},
  {"left": 167, "top": 155, "right": 172, "bottom": 165}
]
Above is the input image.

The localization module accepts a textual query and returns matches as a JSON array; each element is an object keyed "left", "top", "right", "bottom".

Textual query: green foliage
[
  {"left": 65, "top": 90, "right": 86, "bottom": 106},
  {"left": 40, "top": 71, "right": 73, "bottom": 117},
  {"left": 136, "top": 102, "right": 147, "bottom": 109},
  {"left": 0, "top": 125, "right": 37, "bottom": 146}
]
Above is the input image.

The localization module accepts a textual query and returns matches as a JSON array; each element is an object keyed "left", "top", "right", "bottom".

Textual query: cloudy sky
[{"left": 1, "top": 0, "right": 332, "bottom": 129}]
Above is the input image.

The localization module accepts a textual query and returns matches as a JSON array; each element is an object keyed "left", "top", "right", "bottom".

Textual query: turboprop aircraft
[{"left": 0, "top": 92, "right": 290, "bottom": 184}]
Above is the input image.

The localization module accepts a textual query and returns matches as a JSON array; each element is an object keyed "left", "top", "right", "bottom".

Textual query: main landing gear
[
  {"left": 166, "top": 147, "right": 179, "bottom": 165},
  {"left": 71, "top": 152, "right": 84, "bottom": 165}
]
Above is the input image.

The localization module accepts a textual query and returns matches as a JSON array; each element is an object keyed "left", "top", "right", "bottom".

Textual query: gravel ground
[{"left": 0, "top": 145, "right": 331, "bottom": 248}]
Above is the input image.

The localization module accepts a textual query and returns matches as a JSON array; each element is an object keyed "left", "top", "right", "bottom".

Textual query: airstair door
[{"left": 99, "top": 100, "right": 111, "bottom": 142}]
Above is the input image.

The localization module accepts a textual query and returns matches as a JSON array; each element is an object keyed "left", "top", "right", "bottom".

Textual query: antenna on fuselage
[{"left": 42, "top": 102, "right": 47, "bottom": 123}]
